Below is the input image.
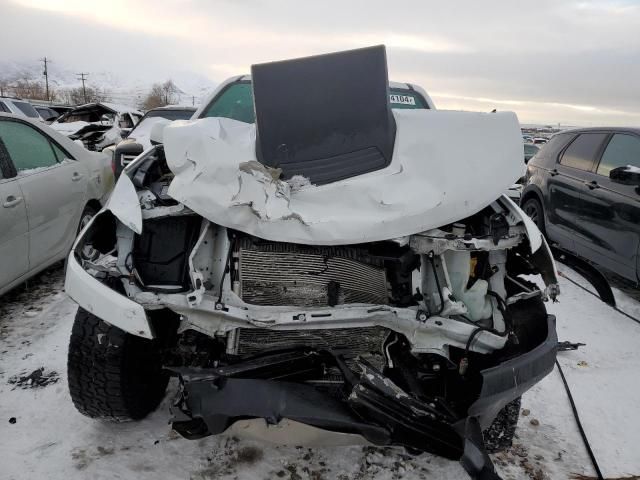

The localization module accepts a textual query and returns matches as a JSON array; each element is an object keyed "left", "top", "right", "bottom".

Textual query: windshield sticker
[{"left": 389, "top": 94, "right": 416, "bottom": 106}]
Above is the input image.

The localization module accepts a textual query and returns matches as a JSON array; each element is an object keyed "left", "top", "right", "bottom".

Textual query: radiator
[{"left": 235, "top": 238, "right": 388, "bottom": 307}]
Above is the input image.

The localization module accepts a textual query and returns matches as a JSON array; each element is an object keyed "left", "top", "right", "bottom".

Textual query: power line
[{"left": 76, "top": 72, "right": 89, "bottom": 103}]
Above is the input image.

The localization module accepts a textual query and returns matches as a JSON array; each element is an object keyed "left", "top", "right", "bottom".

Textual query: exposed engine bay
[{"left": 69, "top": 142, "right": 559, "bottom": 479}]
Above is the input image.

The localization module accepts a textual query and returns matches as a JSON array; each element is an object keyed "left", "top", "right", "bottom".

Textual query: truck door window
[{"left": 596, "top": 134, "right": 640, "bottom": 176}]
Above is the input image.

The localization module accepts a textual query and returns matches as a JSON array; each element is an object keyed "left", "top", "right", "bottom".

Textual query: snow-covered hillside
[{"left": 0, "top": 60, "right": 216, "bottom": 108}]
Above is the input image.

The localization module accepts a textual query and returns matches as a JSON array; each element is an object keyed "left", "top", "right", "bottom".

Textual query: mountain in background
[{"left": 0, "top": 60, "right": 217, "bottom": 108}]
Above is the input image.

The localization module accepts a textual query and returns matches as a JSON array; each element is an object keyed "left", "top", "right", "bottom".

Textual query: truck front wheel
[{"left": 67, "top": 308, "right": 169, "bottom": 421}]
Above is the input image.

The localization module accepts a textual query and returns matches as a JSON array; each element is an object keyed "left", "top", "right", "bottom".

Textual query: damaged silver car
[{"left": 64, "top": 47, "right": 559, "bottom": 480}]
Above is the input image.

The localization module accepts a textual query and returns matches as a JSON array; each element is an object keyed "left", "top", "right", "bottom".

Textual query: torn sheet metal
[
  {"left": 105, "top": 173, "right": 142, "bottom": 234},
  {"left": 164, "top": 109, "right": 523, "bottom": 245}
]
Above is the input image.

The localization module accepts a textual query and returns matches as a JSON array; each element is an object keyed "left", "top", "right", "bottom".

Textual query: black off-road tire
[
  {"left": 67, "top": 307, "right": 169, "bottom": 421},
  {"left": 483, "top": 396, "right": 522, "bottom": 453}
]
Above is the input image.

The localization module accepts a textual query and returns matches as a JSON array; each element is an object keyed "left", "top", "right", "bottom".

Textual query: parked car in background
[
  {"left": 0, "top": 113, "right": 114, "bottom": 296},
  {"left": 532, "top": 137, "right": 548, "bottom": 145},
  {"left": 0, "top": 97, "right": 43, "bottom": 122},
  {"left": 522, "top": 127, "right": 640, "bottom": 283},
  {"left": 33, "top": 105, "right": 60, "bottom": 123},
  {"left": 524, "top": 143, "right": 539, "bottom": 163},
  {"left": 50, "top": 105, "right": 74, "bottom": 117},
  {"left": 505, "top": 142, "right": 538, "bottom": 201},
  {"left": 109, "top": 105, "right": 196, "bottom": 177},
  {"left": 51, "top": 102, "right": 142, "bottom": 151}
]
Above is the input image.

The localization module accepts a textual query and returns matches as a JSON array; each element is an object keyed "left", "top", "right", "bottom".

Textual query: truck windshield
[{"left": 201, "top": 82, "right": 429, "bottom": 124}]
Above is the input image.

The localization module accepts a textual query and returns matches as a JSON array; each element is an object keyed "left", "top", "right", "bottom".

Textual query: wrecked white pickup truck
[{"left": 64, "top": 47, "right": 559, "bottom": 480}]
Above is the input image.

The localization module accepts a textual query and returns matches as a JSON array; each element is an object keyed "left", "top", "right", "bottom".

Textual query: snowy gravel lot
[{"left": 1, "top": 263, "right": 639, "bottom": 480}]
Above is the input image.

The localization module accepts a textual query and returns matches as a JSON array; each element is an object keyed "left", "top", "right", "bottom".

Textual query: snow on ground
[{"left": 1, "top": 263, "right": 639, "bottom": 480}]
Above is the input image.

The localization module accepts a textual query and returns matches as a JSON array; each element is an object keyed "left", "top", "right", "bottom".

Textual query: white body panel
[
  {"left": 165, "top": 109, "right": 523, "bottom": 245},
  {"left": 65, "top": 252, "right": 152, "bottom": 338}
]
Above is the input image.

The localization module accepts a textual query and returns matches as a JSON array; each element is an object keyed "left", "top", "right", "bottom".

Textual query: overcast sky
[{"left": 1, "top": 0, "right": 639, "bottom": 126}]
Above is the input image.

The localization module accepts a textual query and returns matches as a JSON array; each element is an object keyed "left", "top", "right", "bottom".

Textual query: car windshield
[
  {"left": 13, "top": 101, "right": 40, "bottom": 118},
  {"left": 128, "top": 109, "right": 195, "bottom": 137},
  {"left": 201, "top": 82, "right": 429, "bottom": 124}
]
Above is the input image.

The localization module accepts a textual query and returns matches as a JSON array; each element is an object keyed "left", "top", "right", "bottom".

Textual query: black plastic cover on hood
[{"left": 251, "top": 45, "right": 396, "bottom": 185}]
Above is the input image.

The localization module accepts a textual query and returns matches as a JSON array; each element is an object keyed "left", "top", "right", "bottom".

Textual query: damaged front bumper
[{"left": 170, "top": 314, "right": 557, "bottom": 479}]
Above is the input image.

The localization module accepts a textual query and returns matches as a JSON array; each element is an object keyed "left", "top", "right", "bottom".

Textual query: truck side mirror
[
  {"left": 609, "top": 165, "right": 640, "bottom": 186},
  {"left": 113, "top": 142, "right": 144, "bottom": 179},
  {"left": 150, "top": 121, "right": 169, "bottom": 145}
]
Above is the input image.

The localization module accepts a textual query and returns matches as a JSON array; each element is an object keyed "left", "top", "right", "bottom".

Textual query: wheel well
[
  {"left": 520, "top": 190, "right": 542, "bottom": 208},
  {"left": 85, "top": 199, "right": 102, "bottom": 213}
]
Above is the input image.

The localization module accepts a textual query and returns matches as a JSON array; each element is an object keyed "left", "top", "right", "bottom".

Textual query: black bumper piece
[{"left": 171, "top": 315, "right": 557, "bottom": 480}]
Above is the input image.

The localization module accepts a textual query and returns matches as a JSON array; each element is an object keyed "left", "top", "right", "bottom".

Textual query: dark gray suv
[{"left": 522, "top": 127, "right": 640, "bottom": 283}]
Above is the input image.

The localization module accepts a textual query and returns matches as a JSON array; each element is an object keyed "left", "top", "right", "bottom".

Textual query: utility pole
[
  {"left": 76, "top": 72, "right": 89, "bottom": 103},
  {"left": 192, "top": 96, "right": 195, "bottom": 106},
  {"left": 41, "top": 57, "right": 50, "bottom": 101}
]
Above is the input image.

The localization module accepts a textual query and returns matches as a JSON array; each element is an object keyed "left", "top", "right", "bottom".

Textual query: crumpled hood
[
  {"left": 128, "top": 117, "right": 171, "bottom": 150},
  {"left": 51, "top": 120, "right": 93, "bottom": 135},
  {"left": 164, "top": 109, "right": 524, "bottom": 245}
]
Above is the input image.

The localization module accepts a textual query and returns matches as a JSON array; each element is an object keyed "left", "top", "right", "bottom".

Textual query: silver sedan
[{"left": 0, "top": 113, "right": 114, "bottom": 296}]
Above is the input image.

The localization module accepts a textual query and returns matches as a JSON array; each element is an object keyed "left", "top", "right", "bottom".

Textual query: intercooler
[
  {"left": 234, "top": 237, "right": 389, "bottom": 307},
  {"left": 234, "top": 326, "right": 390, "bottom": 356},
  {"left": 232, "top": 326, "right": 391, "bottom": 372}
]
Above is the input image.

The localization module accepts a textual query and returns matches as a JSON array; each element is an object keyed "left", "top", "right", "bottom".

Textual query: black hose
[
  {"left": 561, "top": 273, "right": 640, "bottom": 326},
  {"left": 555, "top": 359, "right": 604, "bottom": 480},
  {"left": 428, "top": 252, "right": 446, "bottom": 315},
  {"left": 464, "top": 290, "right": 512, "bottom": 357},
  {"left": 555, "top": 264, "right": 640, "bottom": 480}
]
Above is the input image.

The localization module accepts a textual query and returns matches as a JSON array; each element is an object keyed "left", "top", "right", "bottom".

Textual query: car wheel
[
  {"left": 522, "top": 198, "right": 545, "bottom": 235},
  {"left": 77, "top": 205, "right": 97, "bottom": 234},
  {"left": 67, "top": 308, "right": 169, "bottom": 421},
  {"left": 483, "top": 396, "right": 522, "bottom": 453}
]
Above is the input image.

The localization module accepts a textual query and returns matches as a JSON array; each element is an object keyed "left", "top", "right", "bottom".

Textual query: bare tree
[
  {"left": 58, "top": 85, "right": 110, "bottom": 105},
  {"left": 6, "top": 77, "right": 55, "bottom": 101},
  {"left": 0, "top": 79, "right": 9, "bottom": 97},
  {"left": 161, "top": 80, "right": 179, "bottom": 105},
  {"left": 141, "top": 79, "right": 180, "bottom": 110}
]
